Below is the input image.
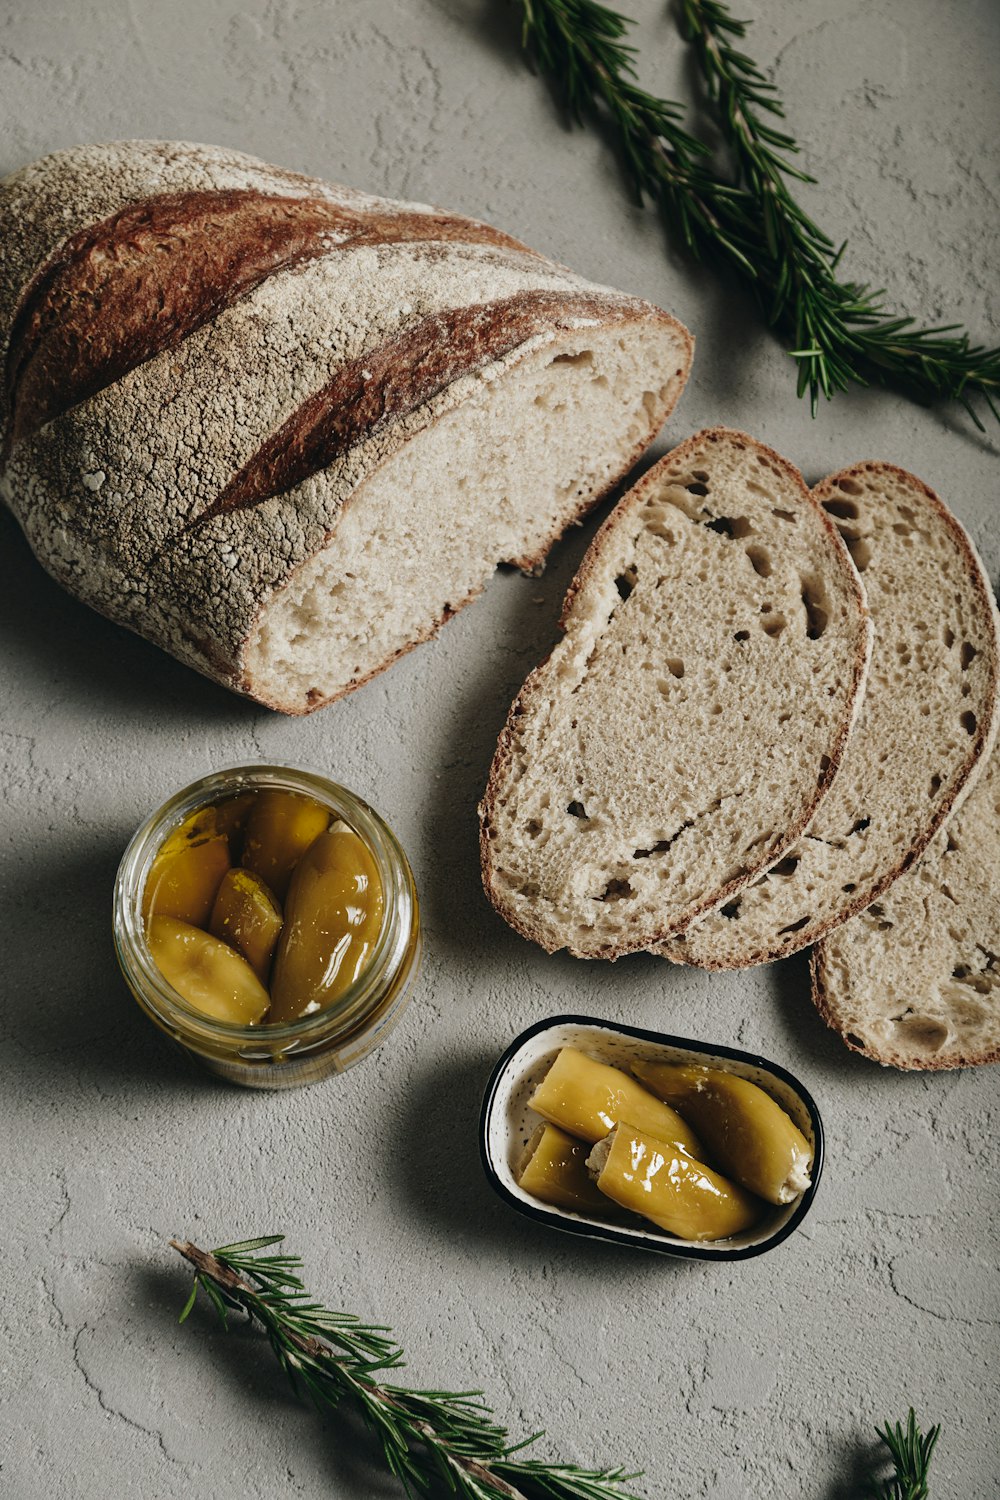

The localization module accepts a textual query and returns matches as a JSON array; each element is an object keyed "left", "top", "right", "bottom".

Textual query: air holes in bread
[
  {"left": 842, "top": 882, "right": 857, "bottom": 893},
  {"left": 633, "top": 840, "right": 670, "bottom": 859},
  {"left": 943, "top": 625, "right": 956, "bottom": 648},
  {"left": 849, "top": 817, "right": 871, "bottom": 835},
  {"left": 719, "top": 899, "right": 741, "bottom": 919},
  {"left": 777, "top": 914, "right": 811, "bottom": 936},
  {"left": 706, "top": 514, "right": 754, "bottom": 539},
  {"left": 525, "top": 819, "right": 543, "bottom": 839},
  {"left": 549, "top": 348, "right": 594, "bottom": 368},
  {"left": 961, "top": 642, "right": 977, "bottom": 670},
  {"left": 961, "top": 710, "right": 978, "bottom": 736},
  {"left": 845, "top": 535, "right": 872, "bottom": 572},
  {"left": 686, "top": 481, "right": 710, "bottom": 497},
  {"left": 836, "top": 477, "right": 864, "bottom": 497},
  {"left": 665, "top": 658, "right": 685, "bottom": 678},
  {"left": 929, "top": 773, "right": 942, "bottom": 796},
  {"left": 734, "top": 629, "right": 750, "bottom": 642},
  {"left": 823, "top": 497, "right": 860, "bottom": 521},
  {"left": 894, "top": 1015, "right": 950, "bottom": 1051},
  {"left": 615, "top": 567, "right": 637, "bottom": 600},
  {"left": 762, "top": 612, "right": 786, "bottom": 638},
  {"left": 771, "top": 855, "right": 800, "bottom": 877},
  {"left": 745, "top": 544, "right": 772, "bottom": 577},
  {"left": 818, "top": 754, "right": 831, "bottom": 784},
  {"left": 600, "top": 878, "right": 634, "bottom": 902},
  {"left": 800, "top": 576, "right": 830, "bottom": 639},
  {"left": 566, "top": 800, "right": 588, "bottom": 819},
  {"left": 772, "top": 507, "right": 796, "bottom": 522}
]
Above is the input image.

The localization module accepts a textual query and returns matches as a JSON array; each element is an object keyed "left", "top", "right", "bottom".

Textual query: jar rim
[{"left": 113, "top": 763, "right": 417, "bottom": 1048}]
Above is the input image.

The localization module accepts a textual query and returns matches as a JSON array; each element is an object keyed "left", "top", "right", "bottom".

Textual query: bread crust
[
  {"left": 479, "top": 427, "right": 872, "bottom": 958},
  {"left": 3, "top": 187, "right": 531, "bottom": 451},
  {"left": 665, "top": 460, "right": 1000, "bottom": 970}
]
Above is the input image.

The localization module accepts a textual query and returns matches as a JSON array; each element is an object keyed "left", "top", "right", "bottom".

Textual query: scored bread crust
[
  {"left": 0, "top": 140, "right": 693, "bottom": 714},
  {"left": 479, "top": 427, "right": 872, "bottom": 958},
  {"left": 811, "top": 748, "right": 1000, "bottom": 1070},
  {"left": 663, "top": 462, "right": 1000, "bottom": 970}
]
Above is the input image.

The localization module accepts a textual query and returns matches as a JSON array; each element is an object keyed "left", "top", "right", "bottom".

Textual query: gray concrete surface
[{"left": 2, "top": 0, "right": 998, "bottom": 1495}]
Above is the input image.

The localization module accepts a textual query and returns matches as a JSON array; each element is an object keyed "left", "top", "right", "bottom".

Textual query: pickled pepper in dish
[
  {"left": 268, "top": 823, "right": 384, "bottom": 1023},
  {"left": 517, "top": 1122, "right": 628, "bottom": 1218},
  {"left": 587, "top": 1123, "right": 764, "bottom": 1241},
  {"left": 632, "top": 1061, "right": 813, "bottom": 1205},
  {"left": 529, "top": 1046, "right": 703, "bottom": 1153}
]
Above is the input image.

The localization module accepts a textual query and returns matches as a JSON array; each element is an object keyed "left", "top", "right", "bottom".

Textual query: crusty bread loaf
[
  {"left": 666, "top": 463, "right": 1000, "bottom": 969},
  {"left": 479, "top": 428, "right": 871, "bottom": 958},
  {"left": 812, "top": 747, "right": 1000, "bottom": 1069},
  {"left": 0, "top": 140, "right": 692, "bottom": 713}
]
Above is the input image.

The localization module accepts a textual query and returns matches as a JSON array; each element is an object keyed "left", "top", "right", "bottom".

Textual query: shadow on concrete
[
  {"left": 388, "top": 1046, "right": 691, "bottom": 1291},
  {"left": 770, "top": 947, "right": 877, "bottom": 1085},
  {"left": 0, "top": 840, "right": 223, "bottom": 1100},
  {"left": 821, "top": 1432, "right": 887, "bottom": 1500},
  {"left": 0, "top": 508, "right": 261, "bottom": 729}
]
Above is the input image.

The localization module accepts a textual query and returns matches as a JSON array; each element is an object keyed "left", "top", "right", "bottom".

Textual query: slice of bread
[
  {"left": 665, "top": 464, "right": 1000, "bottom": 969},
  {"left": 479, "top": 428, "right": 871, "bottom": 958},
  {"left": 811, "top": 747, "right": 1000, "bottom": 1069}
]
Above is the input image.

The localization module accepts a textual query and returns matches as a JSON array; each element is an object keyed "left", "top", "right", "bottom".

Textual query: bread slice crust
[
  {"left": 811, "top": 748, "right": 1000, "bottom": 1070},
  {"left": 479, "top": 427, "right": 872, "bottom": 958},
  {"left": 664, "top": 462, "right": 1000, "bottom": 970}
]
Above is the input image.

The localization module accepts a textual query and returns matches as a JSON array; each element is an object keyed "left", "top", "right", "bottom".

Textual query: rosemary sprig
[
  {"left": 171, "top": 1235, "right": 641, "bottom": 1500},
  {"left": 865, "top": 1408, "right": 940, "bottom": 1500},
  {"left": 511, "top": 0, "right": 1000, "bottom": 427},
  {"left": 514, "top": 0, "right": 757, "bottom": 269},
  {"left": 681, "top": 0, "right": 1000, "bottom": 423}
]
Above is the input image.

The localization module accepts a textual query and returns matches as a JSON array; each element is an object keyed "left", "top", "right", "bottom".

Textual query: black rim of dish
[{"left": 478, "top": 1012, "right": 825, "bottom": 1262}]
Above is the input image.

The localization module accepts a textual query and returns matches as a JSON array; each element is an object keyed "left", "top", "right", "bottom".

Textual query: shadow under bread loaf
[{"left": 0, "top": 140, "right": 692, "bottom": 713}]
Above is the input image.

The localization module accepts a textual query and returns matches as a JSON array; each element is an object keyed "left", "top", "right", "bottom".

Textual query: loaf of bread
[
  {"left": 479, "top": 429, "right": 871, "bottom": 957},
  {"left": 812, "top": 747, "right": 1000, "bottom": 1069},
  {"left": 666, "top": 463, "right": 1000, "bottom": 968},
  {"left": 0, "top": 140, "right": 692, "bottom": 713}
]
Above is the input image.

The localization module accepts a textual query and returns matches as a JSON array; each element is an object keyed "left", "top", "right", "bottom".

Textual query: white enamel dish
[{"left": 479, "top": 1014, "right": 824, "bottom": 1260}]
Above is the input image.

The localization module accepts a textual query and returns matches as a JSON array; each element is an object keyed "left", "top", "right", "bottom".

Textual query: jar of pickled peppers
[{"left": 114, "top": 766, "right": 421, "bottom": 1088}]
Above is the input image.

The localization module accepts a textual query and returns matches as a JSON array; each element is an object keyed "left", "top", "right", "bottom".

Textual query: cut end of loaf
[{"left": 241, "top": 317, "right": 690, "bottom": 713}]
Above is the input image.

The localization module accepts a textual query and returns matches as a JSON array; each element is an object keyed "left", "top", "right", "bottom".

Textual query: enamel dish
[{"left": 480, "top": 1014, "right": 824, "bottom": 1260}]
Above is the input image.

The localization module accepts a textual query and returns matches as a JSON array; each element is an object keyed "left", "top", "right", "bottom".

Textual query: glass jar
[{"left": 114, "top": 765, "right": 421, "bottom": 1088}]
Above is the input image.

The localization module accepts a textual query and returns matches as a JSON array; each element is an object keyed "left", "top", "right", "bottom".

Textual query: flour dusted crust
[
  {"left": 479, "top": 428, "right": 872, "bottom": 958},
  {"left": 812, "top": 749, "right": 1000, "bottom": 1070},
  {"left": 0, "top": 140, "right": 692, "bottom": 712},
  {"left": 666, "top": 462, "right": 1000, "bottom": 969}
]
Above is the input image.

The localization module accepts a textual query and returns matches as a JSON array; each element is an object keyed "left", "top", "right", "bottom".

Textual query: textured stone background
[{"left": 2, "top": 1, "right": 998, "bottom": 1495}]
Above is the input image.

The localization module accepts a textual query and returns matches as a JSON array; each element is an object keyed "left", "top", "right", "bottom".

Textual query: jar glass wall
[{"left": 114, "top": 765, "right": 421, "bottom": 1088}]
